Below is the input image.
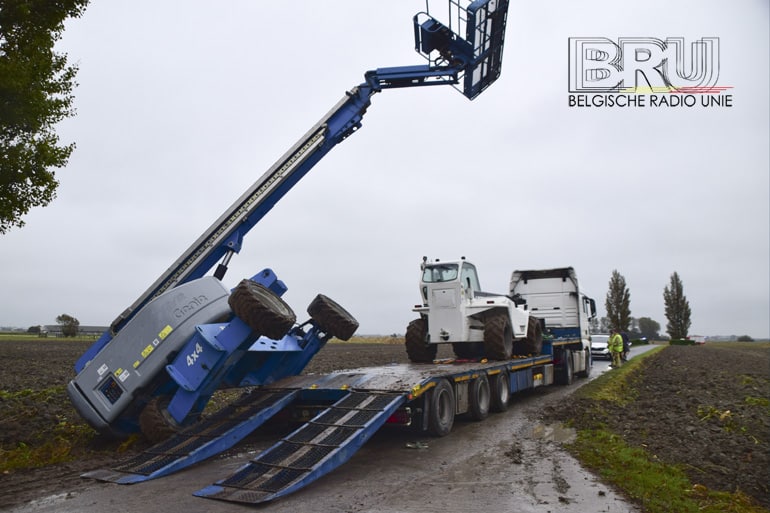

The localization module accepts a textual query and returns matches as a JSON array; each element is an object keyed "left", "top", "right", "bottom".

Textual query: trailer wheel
[
  {"left": 307, "top": 294, "right": 359, "bottom": 341},
  {"left": 483, "top": 313, "right": 513, "bottom": 360},
  {"left": 468, "top": 373, "right": 491, "bottom": 421},
  {"left": 405, "top": 318, "right": 437, "bottom": 363},
  {"left": 514, "top": 316, "right": 544, "bottom": 356},
  {"left": 489, "top": 371, "right": 510, "bottom": 412},
  {"left": 229, "top": 279, "right": 296, "bottom": 340},
  {"left": 428, "top": 379, "right": 455, "bottom": 436},
  {"left": 139, "top": 396, "right": 180, "bottom": 444},
  {"left": 556, "top": 349, "right": 574, "bottom": 385}
]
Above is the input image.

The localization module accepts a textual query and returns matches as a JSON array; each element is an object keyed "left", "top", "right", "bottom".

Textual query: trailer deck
[{"left": 83, "top": 351, "right": 559, "bottom": 505}]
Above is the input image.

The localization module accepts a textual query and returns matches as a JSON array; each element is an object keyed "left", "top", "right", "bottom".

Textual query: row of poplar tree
[{"left": 605, "top": 270, "right": 691, "bottom": 340}]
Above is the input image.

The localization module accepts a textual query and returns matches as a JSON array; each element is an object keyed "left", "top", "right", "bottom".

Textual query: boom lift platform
[{"left": 74, "top": 0, "right": 512, "bottom": 504}]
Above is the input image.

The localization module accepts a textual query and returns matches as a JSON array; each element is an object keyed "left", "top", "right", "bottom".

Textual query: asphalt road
[{"left": 7, "top": 346, "right": 656, "bottom": 513}]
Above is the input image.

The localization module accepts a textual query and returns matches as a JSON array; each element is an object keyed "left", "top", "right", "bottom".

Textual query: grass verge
[
  {"left": 0, "top": 387, "right": 98, "bottom": 472},
  {"left": 564, "top": 348, "right": 769, "bottom": 513}
]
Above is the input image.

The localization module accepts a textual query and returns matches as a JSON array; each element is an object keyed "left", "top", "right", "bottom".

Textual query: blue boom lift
[{"left": 70, "top": 0, "right": 510, "bottom": 501}]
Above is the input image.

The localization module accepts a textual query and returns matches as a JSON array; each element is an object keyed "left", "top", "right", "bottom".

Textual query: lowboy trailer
[{"left": 84, "top": 337, "right": 587, "bottom": 505}]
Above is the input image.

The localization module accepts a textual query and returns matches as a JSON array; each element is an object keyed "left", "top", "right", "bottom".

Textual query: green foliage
[
  {"left": 664, "top": 271, "right": 692, "bottom": 339},
  {"left": 638, "top": 316, "right": 660, "bottom": 340},
  {"left": 0, "top": 0, "right": 90, "bottom": 234},
  {"left": 605, "top": 269, "right": 631, "bottom": 331},
  {"left": 669, "top": 339, "right": 696, "bottom": 346},
  {"left": 737, "top": 335, "right": 755, "bottom": 342},
  {"left": 571, "top": 429, "right": 768, "bottom": 513},
  {"left": 0, "top": 386, "right": 96, "bottom": 472},
  {"left": 55, "top": 312, "right": 79, "bottom": 337}
]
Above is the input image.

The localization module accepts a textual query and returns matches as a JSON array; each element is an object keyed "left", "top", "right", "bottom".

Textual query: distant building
[{"left": 42, "top": 325, "right": 109, "bottom": 338}]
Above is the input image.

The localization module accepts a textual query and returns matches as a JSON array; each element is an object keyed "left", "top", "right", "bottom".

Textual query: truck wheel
[
  {"left": 556, "top": 349, "right": 574, "bottom": 385},
  {"left": 139, "top": 396, "right": 180, "bottom": 444},
  {"left": 468, "top": 373, "right": 491, "bottom": 421},
  {"left": 577, "top": 348, "right": 592, "bottom": 378},
  {"left": 307, "top": 294, "right": 359, "bottom": 341},
  {"left": 489, "top": 371, "right": 510, "bottom": 412},
  {"left": 514, "top": 316, "right": 544, "bottom": 355},
  {"left": 428, "top": 379, "right": 455, "bottom": 436},
  {"left": 483, "top": 313, "right": 513, "bottom": 360},
  {"left": 405, "top": 318, "right": 437, "bottom": 363},
  {"left": 229, "top": 279, "right": 296, "bottom": 340}
]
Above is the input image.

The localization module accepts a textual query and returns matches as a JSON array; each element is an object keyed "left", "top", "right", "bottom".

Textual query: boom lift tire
[
  {"left": 307, "top": 294, "right": 359, "bottom": 341},
  {"left": 514, "top": 316, "right": 544, "bottom": 356},
  {"left": 489, "top": 371, "right": 510, "bottom": 412},
  {"left": 229, "top": 279, "right": 297, "bottom": 340},
  {"left": 468, "top": 373, "right": 491, "bottom": 421},
  {"left": 139, "top": 396, "right": 180, "bottom": 444},
  {"left": 405, "top": 318, "right": 437, "bottom": 363},
  {"left": 483, "top": 313, "right": 513, "bottom": 360},
  {"left": 428, "top": 379, "right": 455, "bottom": 436}
]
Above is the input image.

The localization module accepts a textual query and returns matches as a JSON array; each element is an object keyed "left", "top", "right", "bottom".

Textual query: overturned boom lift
[{"left": 69, "top": 0, "right": 510, "bottom": 504}]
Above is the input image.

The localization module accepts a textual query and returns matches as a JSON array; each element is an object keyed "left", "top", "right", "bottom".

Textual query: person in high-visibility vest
[{"left": 609, "top": 328, "right": 624, "bottom": 368}]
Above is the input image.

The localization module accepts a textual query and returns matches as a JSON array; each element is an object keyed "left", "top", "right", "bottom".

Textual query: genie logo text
[{"left": 568, "top": 37, "right": 733, "bottom": 108}]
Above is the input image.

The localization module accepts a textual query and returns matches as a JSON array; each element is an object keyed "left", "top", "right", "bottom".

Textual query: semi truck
[{"left": 82, "top": 260, "right": 597, "bottom": 505}]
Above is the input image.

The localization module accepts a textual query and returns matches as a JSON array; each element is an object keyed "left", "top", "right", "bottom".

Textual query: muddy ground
[{"left": 0, "top": 339, "right": 768, "bottom": 510}]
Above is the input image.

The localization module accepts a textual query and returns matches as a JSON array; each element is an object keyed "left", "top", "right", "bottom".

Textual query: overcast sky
[{"left": 1, "top": 1, "right": 768, "bottom": 339}]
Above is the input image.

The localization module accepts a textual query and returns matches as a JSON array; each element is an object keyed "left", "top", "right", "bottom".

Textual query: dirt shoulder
[{"left": 544, "top": 343, "right": 770, "bottom": 509}]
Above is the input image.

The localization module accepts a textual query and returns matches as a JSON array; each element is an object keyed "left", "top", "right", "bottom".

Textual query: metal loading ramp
[
  {"left": 195, "top": 390, "right": 406, "bottom": 504},
  {"left": 82, "top": 388, "right": 300, "bottom": 484}
]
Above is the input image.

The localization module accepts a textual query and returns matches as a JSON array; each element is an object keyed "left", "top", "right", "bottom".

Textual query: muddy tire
[
  {"left": 428, "top": 379, "right": 455, "bottom": 437},
  {"left": 468, "top": 373, "right": 491, "bottom": 421},
  {"left": 489, "top": 371, "right": 510, "bottom": 413},
  {"left": 229, "top": 279, "right": 296, "bottom": 340},
  {"left": 405, "top": 318, "right": 437, "bottom": 363},
  {"left": 139, "top": 396, "right": 179, "bottom": 444},
  {"left": 307, "top": 294, "right": 359, "bottom": 341},
  {"left": 483, "top": 313, "right": 513, "bottom": 360},
  {"left": 514, "top": 316, "right": 544, "bottom": 356}
]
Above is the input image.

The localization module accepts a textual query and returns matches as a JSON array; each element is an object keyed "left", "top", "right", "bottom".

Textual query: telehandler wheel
[
  {"left": 307, "top": 294, "right": 359, "bottom": 341},
  {"left": 428, "top": 379, "right": 455, "bottom": 436},
  {"left": 468, "top": 373, "right": 491, "bottom": 421},
  {"left": 139, "top": 396, "right": 180, "bottom": 444},
  {"left": 405, "top": 318, "right": 437, "bottom": 363},
  {"left": 483, "top": 313, "right": 513, "bottom": 360},
  {"left": 229, "top": 279, "right": 296, "bottom": 340},
  {"left": 514, "top": 316, "right": 544, "bottom": 356},
  {"left": 489, "top": 371, "right": 510, "bottom": 413}
]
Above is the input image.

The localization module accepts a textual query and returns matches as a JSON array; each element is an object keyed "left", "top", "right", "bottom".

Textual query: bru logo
[{"left": 569, "top": 37, "right": 724, "bottom": 93}]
